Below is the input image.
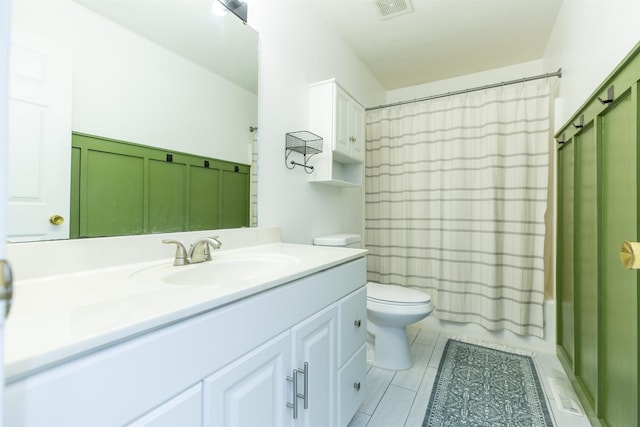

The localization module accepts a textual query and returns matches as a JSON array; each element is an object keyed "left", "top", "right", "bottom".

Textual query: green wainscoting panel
[
  {"left": 599, "top": 89, "right": 638, "bottom": 427},
  {"left": 221, "top": 169, "right": 249, "bottom": 229},
  {"left": 557, "top": 141, "right": 575, "bottom": 365},
  {"left": 71, "top": 133, "right": 250, "bottom": 237},
  {"left": 84, "top": 150, "right": 145, "bottom": 237},
  {"left": 574, "top": 123, "right": 598, "bottom": 407},
  {"left": 189, "top": 166, "right": 220, "bottom": 231},
  {"left": 148, "top": 159, "right": 187, "bottom": 233},
  {"left": 556, "top": 42, "right": 640, "bottom": 427},
  {"left": 70, "top": 147, "right": 81, "bottom": 239}
]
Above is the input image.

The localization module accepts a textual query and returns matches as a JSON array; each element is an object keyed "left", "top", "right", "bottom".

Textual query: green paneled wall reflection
[{"left": 71, "top": 133, "right": 250, "bottom": 238}]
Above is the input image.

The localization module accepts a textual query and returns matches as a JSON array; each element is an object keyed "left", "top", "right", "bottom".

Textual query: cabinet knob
[
  {"left": 354, "top": 319, "right": 361, "bottom": 328},
  {"left": 353, "top": 381, "right": 361, "bottom": 391}
]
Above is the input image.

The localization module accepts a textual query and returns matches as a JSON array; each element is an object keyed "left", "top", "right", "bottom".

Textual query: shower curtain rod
[{"left": 365, "top": 68, "right": 562, "bottom": 112}]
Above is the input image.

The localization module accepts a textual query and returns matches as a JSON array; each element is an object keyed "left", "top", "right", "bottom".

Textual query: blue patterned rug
[{"left": 423, "top": 339, "right": 553, "bottom": 426}]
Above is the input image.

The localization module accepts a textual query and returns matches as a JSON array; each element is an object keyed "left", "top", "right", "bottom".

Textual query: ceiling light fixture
[{"left": 215, "top": 0, "right": 248, "bottom": 23}]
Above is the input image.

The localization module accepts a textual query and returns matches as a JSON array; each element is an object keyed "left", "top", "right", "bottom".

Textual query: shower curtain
[{"left": 365, "top": 80, "right": 550, "bottom": 337}]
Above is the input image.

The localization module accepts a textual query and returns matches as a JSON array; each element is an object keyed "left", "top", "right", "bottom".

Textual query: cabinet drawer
[
  {"left": 337, "top": 344, "right": 367, "bottom": 427},
  {"left": 338, "top": 285, "right": 367, "bottom": 365},
  {"left": 127, "top": 383, "right": 202, "bottom": 427}
]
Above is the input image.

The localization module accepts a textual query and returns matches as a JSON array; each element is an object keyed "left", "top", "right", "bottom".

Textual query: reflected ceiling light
[{"left": 215, "top": 0, "right": 248, "bottom": 23}]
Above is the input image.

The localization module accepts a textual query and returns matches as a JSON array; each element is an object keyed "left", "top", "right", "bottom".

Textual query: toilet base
[{"left": 368, "top": 322, "right": 413, "bottom": 370}]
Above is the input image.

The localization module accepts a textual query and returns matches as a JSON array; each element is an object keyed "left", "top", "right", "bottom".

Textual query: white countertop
[{"left": 5, "top": 241, "right": 366, "bottom": 381}]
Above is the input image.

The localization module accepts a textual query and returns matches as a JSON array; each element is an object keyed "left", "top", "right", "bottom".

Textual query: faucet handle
[{"left": 162, "top": 239, "right": 188, "bottom": 266}]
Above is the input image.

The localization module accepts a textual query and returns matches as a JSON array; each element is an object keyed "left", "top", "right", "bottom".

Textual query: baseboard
[{"left": 556, "top": 346, "right": 603, "bottom": 427}]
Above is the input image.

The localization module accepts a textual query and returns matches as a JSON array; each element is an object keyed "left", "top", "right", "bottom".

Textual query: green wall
[{"left": 70, "top": 133, "right": 250, "bottom": 238}]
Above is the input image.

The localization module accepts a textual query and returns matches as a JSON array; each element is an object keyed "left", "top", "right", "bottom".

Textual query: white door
[
  {"left": 7, "top": 32, "right": 71, "bottom": 242},
  {"left": 291, "top": 304, "right": 337, "bottom": 427},
  {"left": 0, "top": 0, "right": 12, "bottom": 424},
  {"left": 203, "top": 331, "right": 291, "bottom": 427}
]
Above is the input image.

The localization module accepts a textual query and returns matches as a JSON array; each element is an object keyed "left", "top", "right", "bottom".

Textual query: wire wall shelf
[{"left": 285, "top": 131, "right": 323, "bottom": 173}]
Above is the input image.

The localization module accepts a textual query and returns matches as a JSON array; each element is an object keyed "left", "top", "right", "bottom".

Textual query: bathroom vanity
[{"left": 4, "top": 227, "right": 368, "bottom": 426}]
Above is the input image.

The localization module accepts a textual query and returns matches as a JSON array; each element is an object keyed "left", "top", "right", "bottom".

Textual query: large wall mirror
[{"left": 7, "top": 0, "right": 258, "bottom": 242}]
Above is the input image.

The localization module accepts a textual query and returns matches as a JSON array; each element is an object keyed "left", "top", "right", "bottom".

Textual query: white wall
[
  {"left": 248, "top": 2, "right": 386, "bottom": 244},
  {"left": 11, "top": 0, "right": 257, "bottom": 165},
  {"left": 543, "top": 0, "right": 640, "bottom": 131},
  {"left": 386, "top": 59, "right": 547, "bottom": 103}
]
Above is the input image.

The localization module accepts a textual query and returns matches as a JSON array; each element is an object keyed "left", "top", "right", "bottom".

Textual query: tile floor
[{"left": 348, "top": 327, "right": 593, "bottom": 427}]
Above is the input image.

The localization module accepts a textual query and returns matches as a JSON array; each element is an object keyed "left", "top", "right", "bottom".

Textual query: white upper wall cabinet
[{"left": 308, "top": 79, "right": 365, "bottom": 187}]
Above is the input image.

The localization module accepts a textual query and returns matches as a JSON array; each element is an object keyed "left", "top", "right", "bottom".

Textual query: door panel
[
  {"left": 291, "top": 305, "right": 336, "bottom": 427},
  {"left": 203, "top": 332, "right": 290, "bottom": 427},
  {"left": 599, "top": 89, "right": 638, "bottom": 427}
]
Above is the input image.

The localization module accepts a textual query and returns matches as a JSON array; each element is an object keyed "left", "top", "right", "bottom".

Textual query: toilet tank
[{"left": 313, "top": 234, "right": 362, "bottom": 248}]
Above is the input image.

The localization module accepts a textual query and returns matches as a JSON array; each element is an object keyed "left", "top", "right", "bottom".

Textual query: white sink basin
[{"left": 130, "top": 252, "right": 300, "bottom": 286}]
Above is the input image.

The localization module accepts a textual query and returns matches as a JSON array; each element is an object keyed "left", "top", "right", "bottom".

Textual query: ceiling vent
[{"left": 375, "top": 0, "right": 413, "bottom": 19}]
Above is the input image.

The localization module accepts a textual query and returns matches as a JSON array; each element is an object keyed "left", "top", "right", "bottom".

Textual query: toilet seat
[{"left": 366, "top": 282, "right": 431, "bottom": 306}]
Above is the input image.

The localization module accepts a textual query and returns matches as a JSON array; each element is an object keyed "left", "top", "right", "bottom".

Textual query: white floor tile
[
  {"left": 404, "top": 367, "right": 437, "bottom": 427},
  {"left": 413, "top": 328, "right": 439, "bottom": 347},
  {"left": 358, "top": 366, "right": 396, "bottom": 415},
  {"left": 427, "top": 333, "right": 449, "bottom": 368},
  {"left": 391, "top": 343, "right": 432, "bottom": 391},
  {"left": 347, "top": 411, "right": 370, "bottom": 427},
  {"left": 406, "top": 326, "right": 420, "bottom": 345},
  {"left": 366, "top": 385, "right": 415, "bottom": 427}
]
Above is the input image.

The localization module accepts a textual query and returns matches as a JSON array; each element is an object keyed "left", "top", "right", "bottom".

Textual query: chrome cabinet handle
[
  {"left": 353, "top": 381, "right": 361, "bottom": 391},
  {"left": 354, "top": 319, "right": 362, "bottom": 328},
  {"left": 301, "top": 362, "right": 309, "bottom": 409},
  {"left": 286, "top": 368, "right": 299, "bottom": 419},
  {"left": 287, "top": 362, "right": 309, "bottom": 418}
]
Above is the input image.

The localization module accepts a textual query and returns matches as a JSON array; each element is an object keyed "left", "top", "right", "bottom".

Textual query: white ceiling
[
  {"left": 75, "top": 0, "right": 563, "bottom": 93},
  {"left": 75, "top": 0, "right": 259, "bottom": 93},
  {"left": 306, "top": 0, "right": 564, "bottom": 90}
]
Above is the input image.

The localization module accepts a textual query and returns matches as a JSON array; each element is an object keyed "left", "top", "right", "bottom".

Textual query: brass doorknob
[
  {"left": 49, "top": 215, "right": 64, "bottom": 225},
  {"left": 620, "top": 241, "right": 640, "bottom": 269}
]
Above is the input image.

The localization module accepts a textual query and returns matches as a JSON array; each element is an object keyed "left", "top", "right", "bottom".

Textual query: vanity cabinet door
[
  {"left": 203, "top": 331, "right": 291, "bottom": 427},
  {"left": 290, "top": 303, "right": 337, "bottom": 427}
]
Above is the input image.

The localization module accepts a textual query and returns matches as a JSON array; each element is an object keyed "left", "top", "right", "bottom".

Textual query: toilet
[{"left": 313, "top": 234, "right": 434, "bottom": 370}]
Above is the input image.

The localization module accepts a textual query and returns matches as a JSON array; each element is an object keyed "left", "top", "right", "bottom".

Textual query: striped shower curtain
[{"left": 365, "top": 80, "right": 550, "bottom": 337}]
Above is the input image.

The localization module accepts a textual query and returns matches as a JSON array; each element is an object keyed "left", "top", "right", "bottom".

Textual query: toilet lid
[{"left": 367, "top": 282, "right": 431, "bottom": 305}]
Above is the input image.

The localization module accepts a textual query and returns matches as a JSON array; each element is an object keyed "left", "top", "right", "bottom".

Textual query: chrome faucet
[
  {"left": 188, "top": 236, "right": 222, "bottom": 263},
  {"left": 163, "top": 236, "right": 222, "bottom": 266}
]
